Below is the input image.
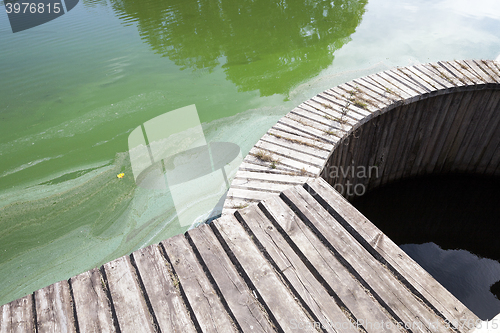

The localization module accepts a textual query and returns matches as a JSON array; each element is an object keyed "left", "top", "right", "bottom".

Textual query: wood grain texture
[
  {"left": 305, "top": 178, "right": 478, "bottom": 332},
  {"left": 132, "top": 244, "right": 197, "bottom": 333},
  {"left": 188, "top": 224, "right": 275, "bottom": 332},
  {"left": 70, "top": 267, "right": 116, "bottom": 333},
  {"left": 0, "top": 295, "right": 34, "bottom": 333},
  {"left": 35, "top": 280, "right": 77, "bottom": 333},
  {"left": 162, "top": 234, "right": 237, "bottom": 333},
  {"left": 103, "top": 255, "right": 156, "bottom": 333},
  {"left": 213, "top": 214, "right": 317, "bottom": 333}
]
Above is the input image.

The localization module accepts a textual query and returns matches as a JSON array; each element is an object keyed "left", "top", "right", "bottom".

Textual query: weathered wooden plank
[
  {"left": 437, "top": 61, "right": 476, "bottom": 87},
  {"left": 444, "top": 91, "right": 489, "bottom": 172},
  {"left": 237, "top": 203, "right": 358, "bottom": 333},
  {"left": 361, "top": 74, "right": 409, "bottom": 103},
  {"left": 278, "top": 117, "right": 342, "bottom": 144},
  {"left": 162, "top": 234, "right": 237, "bottom": 333},
  {"left": 485, "top": 138, "right": 500, "bottom": 175},
  {"left": 386, "top": 68, "right": 435, "bottom": 94},
  {"left": 461, "top": 60, "right": 497, "bottom": 85},
  {"left": 132, "top": 244, "right": 197, "bottom": 333},
  {"left": 474, "top": 60, "right": 500, "bottom": 84},
  {"left": 317, "top": 89, "right": 376, "bottom": 117},
  {"left": 468, "top": 93, "right": 500, "bottom": 173},
  {"left": 296, "top": 104, "right": 359, "bottom": 129},
  {"left": 223, "top": 197, "right": 254, "bottom": 211},
  {"left": 420, "top": 94, "right": 456, "bottom": 174},
  {"left": 330, "top": 84, "right": 390, "bottom": 115},
  {"left": 307, "top": 95, "right": 370, "bottom": 119},
  {"left": 396, "top": 67, "right": 438, "bottom": 93},
  {"left": 335, "top": 82, "right": 390, "bottom": 114},
  {"left": 35, "top": 280, "right": 77, "bottom": 333},
  {"left": 245, "top": 152, "right": 303, "bottom": 173},
  {"left": 249, "top": 147, "right": 321, "bottom": 174},
  {"left": 379, "top": 104, "right": 410, "bottom": 184},
  {"left": 234, "top": 170, "right": 311, "bottom": 184},
  {"left": 305, "top": 178, "right": 479, "bottom": 331},
  {"left": 377, "top": 71, "right": 422, "bottom": 101},
  {"left": 212, "top": 215, "right": 316, "bottom": 333},
  {"left": 231, "top": 177, "right": 296, "bottom": 193},
  {"left": 452, "top": 90, "right": 495, "bottom": 170},
  {"left": 259, "top": 196, "right": 400, "bottom": 333},
  {"left": 261, "top": 133, "right": 331, "bottom": 159},
  {"left": 425, "top": 93, "right": 466, "bottom": 174},
  {"left": 371, "top": 105, "right": 400, "bottom": 189},
  {"left": 259, "top": 135, "right": 330, "bottom": 161},
  {"left": 227, "top": 187, "right": 273, "bottom": 202},
  {"left": 272, "top": 122, "right": 327, "bottom": 142},
  {"left": 254, "top": 139, "right": 325, "bottom": 168},
  {"left": 347, "top": 112, "right": 381, "bottom": 186},
  {"left": 268, "top": 127, "right": 334, "bottom": 152},
  {"left": 393, "top": 98, "right": 425, "bottom": 180},
  {"left": 103, "top": 256, "right": 156, "bottom": 333},
  {"left": 412, "top": 64, "right": 455, "bottom": 90},
  {"left": 285, "top": 111, "right": 346, "bottom": 134},
  {"left": 484, "top": 60, "right": 500, "bottom": 78},
  {"left": 451, "top": 60, "right": 486, "bottom": 85},
  {"left": 239, "top": 159, "right": 298, "bottom": 174},
  {"left": 410, "top": 94, "right": 450, "bottom": 177},
  {"left": 188, "top": 224, "right": 275, "bottom": 332},
  {"left": 335, "top": 135, "right": 353, "bottom": 189},
  {"left": 341, "top": 121, "right": 368, "bottom": 191},
  {"left": 347, "top": 78, "right": 398, "bottom": 108},
  {"left": 402, "top": 98, "right": 438, "bottom": 178},
  {"left": 284, "top": 186, "right": 453, "bottom": 333},
  {"left": 0, "top": 295, "right": 35, "bottom": 333},
  {"left": 70, "top": 268, "right": 116, "bottom": 333}
]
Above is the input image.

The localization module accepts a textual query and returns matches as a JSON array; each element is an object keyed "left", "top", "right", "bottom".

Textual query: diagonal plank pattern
[
  {"left": 0, "top": 179, "right": 478, "bottom": 332},
  {"left": 223, "top": 59, "right": 500, "bottom": 210},
  {"left": 2, "top": 59, "right": 495, "bottom": 332}
]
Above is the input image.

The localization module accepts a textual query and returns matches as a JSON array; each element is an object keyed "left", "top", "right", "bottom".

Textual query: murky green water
[{"left": 1, "top": 0, "right": 500, "bottom": 305}]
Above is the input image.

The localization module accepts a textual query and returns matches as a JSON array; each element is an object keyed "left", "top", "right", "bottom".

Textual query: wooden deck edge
[{"left": 222, "top": 59, "right": 500, "bottom": 213}]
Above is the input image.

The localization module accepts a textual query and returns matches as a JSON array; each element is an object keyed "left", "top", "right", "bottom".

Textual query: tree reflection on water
[{"left": 94, "top": 0, "right": 367, "bottom": 96}]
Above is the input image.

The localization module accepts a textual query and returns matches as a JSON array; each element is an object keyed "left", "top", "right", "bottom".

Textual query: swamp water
[{"left": 1, "top": 0, "right": 500, "bottom": 307}]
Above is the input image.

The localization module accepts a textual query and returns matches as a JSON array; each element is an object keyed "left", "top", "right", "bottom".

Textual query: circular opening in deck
[
  {"left": 320, "top": 87, "right": 500, "bottom": 320},
  {"left": 351, "top": 173, "right": 500, "bottom": 320}
]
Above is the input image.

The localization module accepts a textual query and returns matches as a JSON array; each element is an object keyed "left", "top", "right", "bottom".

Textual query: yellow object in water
[{"left": 117, "top": 173, "right": 125, "bottom": 179}]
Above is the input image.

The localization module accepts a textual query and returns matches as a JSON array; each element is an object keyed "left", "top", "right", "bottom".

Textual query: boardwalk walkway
[
  {"left": 3, "top": 59, "right": 498, "bottom": 332},
  {"left": 223, "top": 59, "right": 500, "bottom": 210},
  {"left": 0, "top": 179, "right": 478, "bottom": 332}
]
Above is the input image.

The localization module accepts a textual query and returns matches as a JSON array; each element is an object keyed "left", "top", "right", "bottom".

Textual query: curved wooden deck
[
  {"left": 2, "top": 59, "right": 499, "bottom": 332},
  {"left": 223, "top": 59, "right": 500, "bottom": 210}
]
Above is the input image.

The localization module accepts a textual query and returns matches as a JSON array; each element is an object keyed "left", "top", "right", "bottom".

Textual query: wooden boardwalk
[
  {"left": 223, "top": 59, "right": 500, "bottom": 210},
  {"left": 3, "top": 59, "right": 498, "bottom": 332},
  {"left": 0, "top": 179, "right": 478, "bottom": 332}
]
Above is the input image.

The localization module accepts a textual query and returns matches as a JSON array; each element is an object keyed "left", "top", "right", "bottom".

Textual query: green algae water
[{"left": 1, "top": 0, "right": 500, "bottom": 305}]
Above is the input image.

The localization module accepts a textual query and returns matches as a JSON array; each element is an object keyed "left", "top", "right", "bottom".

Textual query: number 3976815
[{"left": 5, "top": 2, "right": 61, "bottom": 14}]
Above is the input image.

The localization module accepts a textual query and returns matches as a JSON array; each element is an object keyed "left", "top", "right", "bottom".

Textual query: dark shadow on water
[{"left": 351, "top": 174, "right": 500, "bottom": 320}]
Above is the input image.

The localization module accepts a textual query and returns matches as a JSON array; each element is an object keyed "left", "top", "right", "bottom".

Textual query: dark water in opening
[{"left": 352, "top": 174, "right": 500, "bottom": 320}]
